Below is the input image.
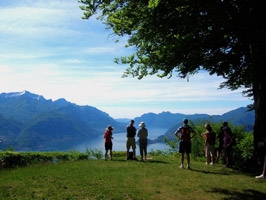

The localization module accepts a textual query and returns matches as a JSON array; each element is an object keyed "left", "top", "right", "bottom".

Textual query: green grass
[{"left": 0, "top": 154, "right": 265, "bottom": 200}]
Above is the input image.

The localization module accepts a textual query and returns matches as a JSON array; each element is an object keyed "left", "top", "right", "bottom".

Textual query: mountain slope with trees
[
  {"left": 0, "top": 91, "right": 254, "bottom": 151},
  {"left": 0, "top": 91, "right": 126, "bottom": 151}
]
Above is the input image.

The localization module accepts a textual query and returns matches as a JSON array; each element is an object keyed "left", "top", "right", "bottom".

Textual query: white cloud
[{"left": 0, "top": 0, "right": 252, "bottom": 118}]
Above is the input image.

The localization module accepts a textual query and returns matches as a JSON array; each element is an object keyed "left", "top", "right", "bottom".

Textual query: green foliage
[
  {"left": 79, "top": 0, "right": 264, "bottom": 92},
  {"left": 0, "top": 149, "right": 104, "bottom": 169},
  {"left": 149, "top": 149, "right": 168, "bottom": 156},
  {"left": 238, "top": 132, "right": 254, "bottom": 161},
  {"left": 163, "top": 121, "right": 254, "bottom": 168},
  {"left": 79, "top": 0, "right": 266, "bottom": 155}
]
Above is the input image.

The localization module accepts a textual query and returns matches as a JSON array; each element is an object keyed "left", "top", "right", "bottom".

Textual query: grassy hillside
[{"left": 0, "top": 154, "right": 265, "bottom": 200}]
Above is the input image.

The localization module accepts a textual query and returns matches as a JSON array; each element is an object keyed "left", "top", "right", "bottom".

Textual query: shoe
[
  {"left": 210, "top": 162, "right": 214, "bottom": 165},
  {"left": 255, "top": 174, "right": 264, "bottom": 179},
  {"left": 187, "top": 165, "right": 191, "bottom": 169},
  {"left": 179, "top": 164, "right": 184, "bottom": 168}
]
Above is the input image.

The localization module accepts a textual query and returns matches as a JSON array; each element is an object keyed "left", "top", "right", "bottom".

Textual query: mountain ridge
[{"left": 0, "top": 90, "right": 254, "bottom": 151}]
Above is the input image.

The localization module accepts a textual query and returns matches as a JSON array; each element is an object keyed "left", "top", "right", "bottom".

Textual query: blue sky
[{"left": 0, "top": 0, "right": 252, "bottom": 118}]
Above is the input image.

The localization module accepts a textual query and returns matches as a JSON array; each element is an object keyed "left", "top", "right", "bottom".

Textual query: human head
[
  {"left": 107, "top": 125, "right": 113, "bottom": 131},
  {"left": 183, "top": 118, "right": 188, "bottom": 124},
  {"left": 205, "top": 123, "right": 212, "bottom": 131},
  {"left": 223, "top": 122, "right": 228, "bottom": 127},
  {"left": 139, "top": 122, "right": 146, "bottom": 128}
]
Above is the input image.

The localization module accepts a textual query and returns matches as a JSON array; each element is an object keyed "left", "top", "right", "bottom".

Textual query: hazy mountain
[
  {"left": 0, "top": 91, "right": 126, "bottom": 151},
  {"left": 134, "top": 107, "right": 254, "bottom": 143},
  {"left": 0, "top": 90, "right": 254, "bottom": 151}
]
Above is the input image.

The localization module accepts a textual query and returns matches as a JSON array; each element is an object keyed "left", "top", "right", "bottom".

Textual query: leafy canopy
[{"left": 79, "top": 0, "right": 264, "bottom": 95}]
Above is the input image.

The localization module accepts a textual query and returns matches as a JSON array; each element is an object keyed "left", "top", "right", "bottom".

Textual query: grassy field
[{"left": 0, "top": 154, "right": 265, "bottom": 200}]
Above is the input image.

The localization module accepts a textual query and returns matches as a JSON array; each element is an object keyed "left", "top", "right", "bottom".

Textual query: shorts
[
  {"left": 126, "top": 137, "right": 136, "bottom": 150},
  {"left": 105, "top": 142, "right": 112, "bottom": 150},
  {"left": 179, "top": 141, "right": 191, "bottom": 154},
  {"left": 205, "top": 143, "right": 215, "bottom": 157}
]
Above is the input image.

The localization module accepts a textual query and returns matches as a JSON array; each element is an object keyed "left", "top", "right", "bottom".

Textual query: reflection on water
[{"left": 74, "top": 128, "right": 169, "bottom": 155}]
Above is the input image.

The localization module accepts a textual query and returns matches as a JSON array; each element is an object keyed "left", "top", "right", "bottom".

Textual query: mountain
[
  {"left": 133, "top": 107, "right": 254, "bottom": 130},
  {"left": 0, "top": 90, "right": 254, "bottom": 151},
  {"left": 133, "top": 107, "right": 254, "bottom": 143},
  {"left": 0, "top": 91, "right": 126, "bottom": 151}
]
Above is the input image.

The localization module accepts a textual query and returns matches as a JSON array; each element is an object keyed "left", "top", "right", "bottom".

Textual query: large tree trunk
[{"left": 253, "top": 57, "right": 266, "bottom": 162}]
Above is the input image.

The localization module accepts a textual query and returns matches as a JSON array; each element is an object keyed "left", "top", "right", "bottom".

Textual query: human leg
[
  {"left": 126, "top": 138, "right": 130, "bottom": 159},
  {"left": 180, "top": 153, "right": 185, "bottom": 168},
  {"left": 105, "top": 150, "right": 108, "bottom": 160},
  {"left": 144, "top": 140, "right": 147, "bottom": 160},
  {"left": 179, "top": 141, "right": 185, "bottom": 168},
  {"left": 186, "top": 142, "right": 192, "bottom": 168},
  {"left": 110, "top": 149, "right": 113, "bottom": 160},
  {"left": 186, "top": 153, "right": 191, "bottom": 168},
  {"left": 256, "top": 155, "right": 266, "bottom": 178},
  {"left": 139, "top": 140, "right": 144, "bottom": 161},
  {"left": 132, "top": 138, "right": 136, "bottom": 159}
]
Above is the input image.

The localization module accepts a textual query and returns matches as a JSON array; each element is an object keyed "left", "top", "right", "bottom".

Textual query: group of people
[
  {"left": 174, "top": 119, "right": 235, "bottom": 169},
  {"left": 104, "top": 118, "right": 266, "bottom": 179},
  {"left": 104, "top": 120, "right": 148, "bottom": 162}
]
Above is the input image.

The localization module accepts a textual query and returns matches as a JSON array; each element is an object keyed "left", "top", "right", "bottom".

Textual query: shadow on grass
[
  {"left": 188, "top": 168, "right": 231, "bottom": 175},
  {"left": 208, "top": 188, "right": 266, "bottom": 200},
  {"left": 110, "top": 158, "right": 170, "bottom": 164}
]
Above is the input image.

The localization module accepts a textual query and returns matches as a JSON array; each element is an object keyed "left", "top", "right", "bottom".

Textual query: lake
[{"left": 74, "top": 128, "right": 170, "bottom": 155}]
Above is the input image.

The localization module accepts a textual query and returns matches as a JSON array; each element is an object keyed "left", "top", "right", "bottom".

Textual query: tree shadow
[
  {"left": 110, "top": 158, "right": 169, "bottom": 164},
  {"left": 188, "top": 168, "right": 231, "bottom": 175},
  {"left": 207, "top": 188, "right": 266, "bottom": 200}
]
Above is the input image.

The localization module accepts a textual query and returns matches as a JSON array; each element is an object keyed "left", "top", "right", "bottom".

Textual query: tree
[{"left": 79, "top": 0, "right": 266, "bottom": 155}]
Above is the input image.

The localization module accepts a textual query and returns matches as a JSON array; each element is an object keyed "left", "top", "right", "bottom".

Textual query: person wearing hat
[
  {"left": 137, "top": 122, "right": 148, "bottom": 161},
  {"left": 126, "top": 120, "right": 137, "bottom": 160},
  {"left": 104, "top": 125, "right": 114, "bottom": 161},
  {"left": 174, "top": 118, "right": 196, "bottom": 169}
]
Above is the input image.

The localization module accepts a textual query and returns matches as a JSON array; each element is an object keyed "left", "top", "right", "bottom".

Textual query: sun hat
[{"left": 139, "top": 122, "right": 146, "bottom": 128}]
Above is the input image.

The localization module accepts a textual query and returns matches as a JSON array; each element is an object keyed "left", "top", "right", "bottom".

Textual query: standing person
[
  {"left": 126, "top": 120, "right": 137, "bottom": 160},
  {"left": 174, "top": 119, "right": 196, "bottom": 169},
  {"left": 137, "top": 122, "right": 148, "bottom": 162},
  {"left": 223, "top": 127, "right": 233, "bottom": 167},
  {"left": 216, "top": 126, "right": 225, "bottom": 163},
  {"left": 104, "top": 125, "right": 113, "bottom": 161},
  {"left": 202, "top": 124, "right": 216, "bottom": 165}
]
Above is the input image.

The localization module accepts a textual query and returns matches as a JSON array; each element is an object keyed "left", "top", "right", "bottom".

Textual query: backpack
[
  {"left": 181, "top": 126, "right": 190, "bottom": 142},
  {"left": 127, "top": 151, "right": 134, "bottom": 160}
]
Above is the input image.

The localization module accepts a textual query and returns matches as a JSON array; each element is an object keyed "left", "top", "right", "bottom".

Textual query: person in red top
[
  {"left": 104, "top": 125, "right": 114, "bottom": 161},
  {"left": 174, "top": 119, "right": 196, "bottom": 169}
]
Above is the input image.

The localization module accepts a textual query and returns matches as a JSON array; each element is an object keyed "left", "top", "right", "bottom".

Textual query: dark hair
[
  {"left": 183, "top": 119, "right": 188, "bottom": 124},
  {"left": 130, "top": 120, "right": 134, "bottom": 123}
]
